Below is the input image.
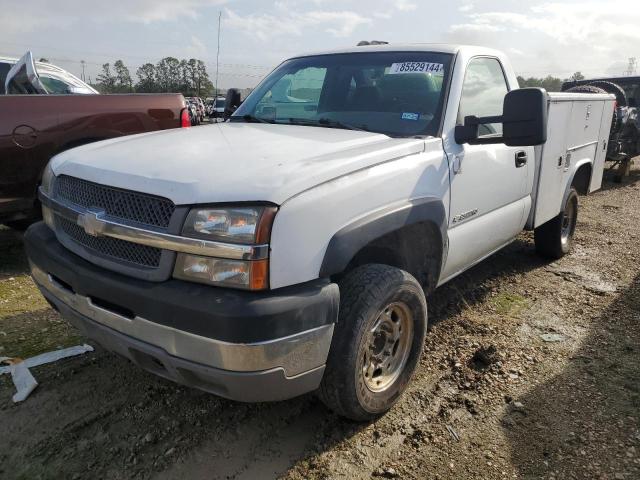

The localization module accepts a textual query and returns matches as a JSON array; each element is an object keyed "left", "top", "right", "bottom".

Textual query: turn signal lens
[{"left": 174, "top": 254, "right": 268, "bottom": 290}]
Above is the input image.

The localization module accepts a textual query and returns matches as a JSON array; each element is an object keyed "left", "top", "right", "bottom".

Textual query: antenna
[
  {"left": 625, "top": 57, "right": 637, "bottom": 76},
  {"left": 215, "top": 11, "right": 222, "bottom": 95}
]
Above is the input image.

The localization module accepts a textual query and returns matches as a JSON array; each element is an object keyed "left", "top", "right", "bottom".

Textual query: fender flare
[{"left": 319, "top": 196, "right": 448, "bottom": 279}]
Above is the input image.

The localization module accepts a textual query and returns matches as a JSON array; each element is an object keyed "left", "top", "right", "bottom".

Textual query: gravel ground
[{"left": 1, "top": 164, "right": 639, "bottom": 480}]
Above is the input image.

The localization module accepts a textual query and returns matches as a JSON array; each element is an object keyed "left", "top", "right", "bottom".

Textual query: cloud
[
  {"left": 394, "top": 0, "right": 417, "bottom": 12},
  {"left": 451, "top": 2, "right": 640, "bottom": 44},
  {"left": 224, "top": 7, "right": 372, "bottom": 40},
  {"left": 459, "top": 2, "right": 474, "bottom": 13},
  {"left": 448, "top": 1, "right": 640, "bottom": 77},
  {"left": 0, "top": 0, "right": 228, "bottom": 33},
  {"left": 184, "top": 35, "right": 207, "bottom": 58}
]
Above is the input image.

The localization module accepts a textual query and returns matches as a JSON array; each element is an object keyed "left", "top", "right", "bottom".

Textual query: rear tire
[
  {"left": 318, "top": 264, "right": 427, "bottom": 421},
  {"left": 586, "top": 80, "right": 627, "bottom": 107},
  {"left": 534, "top": 188, "right": 578, "bottom": 259}
]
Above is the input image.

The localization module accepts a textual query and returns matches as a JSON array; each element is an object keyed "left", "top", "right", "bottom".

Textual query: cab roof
[{"left": 290, "top": 43, "right": 505, "bottom": 59}]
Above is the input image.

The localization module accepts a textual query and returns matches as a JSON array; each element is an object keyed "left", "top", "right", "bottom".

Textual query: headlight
[
  {"left": 174, "top": 254, "right": 269, "bottom": 290},
  {"left": 41, "top": 162, "right": 55, "bottom": 195},
  {"left": 177, "top": 205, "right": 277, "bottom": 290},
  {"left": 182, "top": 206, "right": 276, "bottom": 244}
]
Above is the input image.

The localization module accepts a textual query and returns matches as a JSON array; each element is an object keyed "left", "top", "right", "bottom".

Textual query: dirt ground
[{"left": 1, "top": 165, "right": 639, "bottom": 480}]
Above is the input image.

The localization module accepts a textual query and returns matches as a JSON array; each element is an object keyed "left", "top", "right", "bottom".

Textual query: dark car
[{"left": 1, "top": 51, "right": 189, "bottom": 227}]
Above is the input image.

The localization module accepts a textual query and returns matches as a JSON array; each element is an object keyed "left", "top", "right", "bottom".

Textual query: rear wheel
[
  {"left": 318, "top": 264, "right": 427, "bottom": 421},
  {"left": 534, "top": 187, "right": 578, "bottom": 259}
]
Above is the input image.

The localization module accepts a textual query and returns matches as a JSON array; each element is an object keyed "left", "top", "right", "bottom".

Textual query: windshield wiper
[{"left": 287, "top": 117, "right": 370, "bottom": 132}]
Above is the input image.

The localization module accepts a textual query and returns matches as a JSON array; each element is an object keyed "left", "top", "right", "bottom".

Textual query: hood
[{"left": 51, "top": 123, "right": 426, "bottom": 205}]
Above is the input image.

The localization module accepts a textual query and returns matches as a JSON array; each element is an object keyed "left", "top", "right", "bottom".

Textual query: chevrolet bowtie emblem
[{"left": 78, "top": 210, "right": 106, "bottom": 237}]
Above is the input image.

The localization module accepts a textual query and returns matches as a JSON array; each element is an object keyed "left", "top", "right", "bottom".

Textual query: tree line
[
  {"left": 94, "top": 57, "right": 216, "bottom": 97},
  {"left": 517, "top": 72, "right": 585, "bottom": 92},
  {"left": 92, "top": 58, "right": 586, "bottom": 96}
]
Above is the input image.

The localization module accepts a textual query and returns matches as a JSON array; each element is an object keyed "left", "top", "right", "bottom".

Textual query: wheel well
[
  {"left": 572, "top": 163, "right": 592, "bottom": 195},
  {"left": 341, "top": 222, "right": 442, "bottom": 293}
]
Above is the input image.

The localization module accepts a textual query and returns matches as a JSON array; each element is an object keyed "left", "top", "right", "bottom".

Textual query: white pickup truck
[{"left": 25, "top": 44, "right": 614, "bottom": 421}]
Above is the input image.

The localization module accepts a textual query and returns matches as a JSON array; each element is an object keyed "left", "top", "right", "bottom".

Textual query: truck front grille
[
  {"left": 58, "top": 217, "right": 162, "bottom": 268},
  {"left": 55, "top": 175, "right": 175, "bottom": 228}
]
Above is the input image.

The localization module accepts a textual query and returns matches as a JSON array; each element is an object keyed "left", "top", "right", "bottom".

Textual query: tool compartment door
[
  {"left": 532, "top": 100, "right": 572, "bottom": 228},
  {"left": 590, "top": 99, "right": 615, "bottom": 192}
]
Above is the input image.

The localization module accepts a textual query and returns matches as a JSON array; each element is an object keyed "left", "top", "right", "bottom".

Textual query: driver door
[{"left": 441, "top": 56, "right": 533, "bottom": 281}]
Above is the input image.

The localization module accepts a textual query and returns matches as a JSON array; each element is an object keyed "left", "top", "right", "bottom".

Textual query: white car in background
[{"left": 1, "top": 51, "right": 97, "bottom": 95}]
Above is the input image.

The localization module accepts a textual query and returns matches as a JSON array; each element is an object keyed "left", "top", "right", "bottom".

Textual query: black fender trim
[{"left": 319, "top": 197, "right": 447, "bottom": 279}]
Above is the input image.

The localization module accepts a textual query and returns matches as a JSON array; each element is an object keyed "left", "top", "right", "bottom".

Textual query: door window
[{"left": 458, "top": 57, "right": 509, "bottom": 136}]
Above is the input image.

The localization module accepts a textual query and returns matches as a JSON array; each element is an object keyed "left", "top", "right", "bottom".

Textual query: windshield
[
  {"left": 233, "top": 51, "right": 453, "bottom": 137},
  {"left": 215, "top": 98, "right": 226, "bottom": 108},
  {"left": 36, "top": 64, "right": 96, "bottom": 94}
]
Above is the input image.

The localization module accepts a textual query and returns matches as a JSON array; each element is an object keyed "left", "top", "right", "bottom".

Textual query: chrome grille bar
[{"left": 40, "top": 187, "right": 269, "bottom": 261}]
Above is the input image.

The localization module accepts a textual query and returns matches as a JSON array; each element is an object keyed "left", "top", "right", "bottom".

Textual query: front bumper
[{"left": 25, "top": 222, "right": 339, "bottom": 402}]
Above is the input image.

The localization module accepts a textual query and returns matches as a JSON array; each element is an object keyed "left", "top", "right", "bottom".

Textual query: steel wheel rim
[
  {"left": 361, "top": 302, "right": 413, "bottom": 393},
  {"left": 561, "top": 198, "right": 576, "bottom": 245}
]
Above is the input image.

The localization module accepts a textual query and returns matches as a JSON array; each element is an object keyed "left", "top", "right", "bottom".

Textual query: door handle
[{"left": 515, "top": 151, "right": 528, "bottom": 168}]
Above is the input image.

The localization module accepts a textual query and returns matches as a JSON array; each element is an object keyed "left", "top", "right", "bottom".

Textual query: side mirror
[
  {"left": 502, "top": 88, "right": 548, "bottom": 146},
  {"left": 454, "top": 88, "right": 548, "bottom": 147},
  {"left": 224, "top": 88, "right": 242, "bottom": 119}
]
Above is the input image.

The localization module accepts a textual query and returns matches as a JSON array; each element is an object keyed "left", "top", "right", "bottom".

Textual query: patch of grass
[
  {"left": 491, "top": 291, "right": 529, "bottom": 316},
  {"left": 0, "top": 248, "right": 84, "bottom": 359}
]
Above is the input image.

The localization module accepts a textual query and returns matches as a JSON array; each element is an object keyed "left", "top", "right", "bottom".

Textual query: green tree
[
  {"left": 517, "top": 75, "right": 563, "bottom": 92},
  {"left": 196, "top": 60, "right": 213, "bottom": 96},
  {"left": 570, "top": 71, "right": 585, "bottom": 82},
  {"left": 155, "top": 57, "right": 181, "bottom": 92},
  {"left": 135, "top": 63, "right": 157, "bottom": 92},
  {"left": 96, "top": 63, "right": 117, "bottom": 93},
  {"left": 179, "top": 59, "right": 191, "bottom": 94},
  {"left": 114, "top": 60, "right": 133, "bottom": 92}
]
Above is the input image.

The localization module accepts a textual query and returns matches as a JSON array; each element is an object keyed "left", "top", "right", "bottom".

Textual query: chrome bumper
[{"left": 31, "top": 264, "right": 334, "bottom": 378}]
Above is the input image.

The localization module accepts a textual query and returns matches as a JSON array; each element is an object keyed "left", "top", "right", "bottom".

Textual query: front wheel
[
  {"left": 534, "top": 187, "right": 578, "bottom": 259},
  {"left": 318, "top": 264, "right": 427, "bottom": 421}
]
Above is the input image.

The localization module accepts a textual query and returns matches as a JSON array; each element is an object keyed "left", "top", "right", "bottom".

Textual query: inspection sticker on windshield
[
  {"left": 401, "top": 112, "right": 420, "bottom": 121},
  {"left": 389, "top": 62, "right": 444, "bottom": 75}
]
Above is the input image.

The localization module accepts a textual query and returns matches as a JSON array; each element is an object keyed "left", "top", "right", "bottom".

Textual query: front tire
[
  {"left": 318, "top": 264, "right": 427, "bottom": 421},
  {"left": 534, "top": 187, "right": 578, "bottom": 259}
]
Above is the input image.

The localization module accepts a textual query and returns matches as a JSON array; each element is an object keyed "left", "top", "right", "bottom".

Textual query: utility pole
[
  {"left": 215, "top": 11, "right": 222, "bottom": 96},
  {"left": 81, "top": 60, "right": 86, "bottom": 82},
  {"left": 625, "top": 57, "right": 637, "bottom": 76}
]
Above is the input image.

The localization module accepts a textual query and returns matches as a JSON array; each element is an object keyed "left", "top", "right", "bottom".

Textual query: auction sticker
[
  {"left": 389, "top": 62, "right": 444, "bottom": 75},
  {"left": 401, "top": 112, "right": 420, "bottom": 121}
]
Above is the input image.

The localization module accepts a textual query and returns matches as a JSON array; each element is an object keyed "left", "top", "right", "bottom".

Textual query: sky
[{"left": 1, "top": 0, "right": 639, "bottom": 89}]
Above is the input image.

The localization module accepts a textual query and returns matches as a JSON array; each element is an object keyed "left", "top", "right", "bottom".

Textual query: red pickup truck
[{"left": 0, "top": 52, "right": 189, "bottom": 227}]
